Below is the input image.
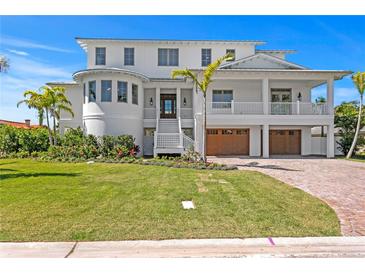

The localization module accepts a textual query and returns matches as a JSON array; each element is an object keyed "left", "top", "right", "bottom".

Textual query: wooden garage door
[
  {"left": 206, "top": 129, "right": 249, "bottom": 156},
  {"left": 269, "top": 130, "right": 301, "bottom": 155}
]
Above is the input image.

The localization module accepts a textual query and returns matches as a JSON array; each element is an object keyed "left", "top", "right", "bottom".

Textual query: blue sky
[{"left": 0, "top": 16, "right": 364, "bottom": 123}]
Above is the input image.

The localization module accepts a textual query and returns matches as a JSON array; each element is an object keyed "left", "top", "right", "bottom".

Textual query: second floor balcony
[{"left": 207, "top": 101, "right": 329, "bottom": 115}]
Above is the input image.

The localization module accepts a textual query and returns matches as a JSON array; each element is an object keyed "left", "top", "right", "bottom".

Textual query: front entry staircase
[{"left": 154, "top": 118, "right": 194, "bottom": 156}]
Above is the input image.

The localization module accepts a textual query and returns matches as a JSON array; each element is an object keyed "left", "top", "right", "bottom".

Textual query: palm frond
[
  {"left": 352, "top": 72, "right": 365, "bottom": 95},
  {"left": 201, "top": 53, "right": 233, "bottom": 92}
]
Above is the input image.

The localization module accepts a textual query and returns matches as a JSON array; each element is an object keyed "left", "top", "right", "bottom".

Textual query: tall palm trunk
[
  {"left": 346, "top": 95, "right": 363, "bottom": 158},
  {"left": 38, "top": 108, "right": 44, "bottom": 126},
  {"left": 45, "top": 108, "right": 53, "bottom": 145},
  {"left": 52, "top": 109, "right": 57, "bottom": 146},
  {"left": 203, "top": 94, "right": 207, "bottom": 162}
]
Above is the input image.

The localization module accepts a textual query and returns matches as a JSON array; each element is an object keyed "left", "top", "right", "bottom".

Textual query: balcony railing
[
  {"left": 208, "top": 102, "right": 263, "bottom": 114},
  {"left": 270, "top": 102, "right": 328, "bottom": 115},
  {"left": 207, "top": 101, "right": 329, "bottom": 115}
]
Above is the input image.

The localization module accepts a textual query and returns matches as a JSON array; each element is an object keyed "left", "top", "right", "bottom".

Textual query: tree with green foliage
[
  {"left": 346, "top": 72, "right": 365, "bottom": 158},
  {"left": 43, "top": 86, "right": 74, "bottom": 145},
  {"left": 172, "top": 53, "right": 233, "bottom": 161},
  {"left": 17, "top": 86, "right": 74, "bottom": 145},
  {"left": 335, "top": 101, "right": 365, "bottom": 156},
  {"left": 17, "top": 90, "right": 45, "bottom": 126}
]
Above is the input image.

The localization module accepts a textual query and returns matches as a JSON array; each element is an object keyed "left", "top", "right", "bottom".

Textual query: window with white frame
[
  {"left": 95, "top": 47, "right": 106, "bottom": 65},
  {"left": 201, "top": 48, "right": 211, "bottom": 66},
  {"left": 117, "top": 81, "right": 128, "bottom": 103},
  {"left": 124, "top": 48, "right": 134, "bottom": 66},
  {"left": 158, "top": 48, "right": 179, "bottom": 66},
  {"left": 101, "top": 80, "right": 112, "bottom": 102},
  {"left": 226, "top": 49, "right": 235, "bottom": 61},
  {"left": 212, "top": 90, "right": 233, "bottom": 108},
  {"left": 88, "top": 81, "right": 96, "bottom": 102},
  {"left": 132, "top": 84, "right": 138, "bottom": 105}
]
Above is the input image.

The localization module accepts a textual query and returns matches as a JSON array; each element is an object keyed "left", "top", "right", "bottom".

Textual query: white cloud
[
  {"left": 1, "top": 36, "right": 73, "bottom": 53},
  {"left": 6, "top": 49, "right": 29, "bottom": 56},
  {"left": 7, "top": 54, "right": 72, "bottom": 78},
  {"left": 0, "top": 54, "right": 74, "bottom": 123}
]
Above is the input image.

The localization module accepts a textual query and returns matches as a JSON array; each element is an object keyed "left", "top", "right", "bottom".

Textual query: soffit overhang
[{"left": 72, "top": 68, "right": 150, "bottom": 82}]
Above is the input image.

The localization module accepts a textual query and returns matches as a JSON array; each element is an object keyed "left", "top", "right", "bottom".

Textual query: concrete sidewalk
[{"left": 1, "top": 237, "right": 365, "bottom": 258}]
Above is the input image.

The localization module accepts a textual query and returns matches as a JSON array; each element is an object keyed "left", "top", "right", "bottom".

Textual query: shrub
[
  {"left": 180, "top": 149, "right": 203, "bottom": 163},
  {"left": 0, "top": 125, "right": 19, "bottom": 155},
  {"left": 0, "top": 125, "right": 50, "bottom": 156}
]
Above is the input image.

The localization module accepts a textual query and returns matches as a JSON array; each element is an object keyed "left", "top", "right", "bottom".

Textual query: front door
[
  {"left": 271, "top": 89, "right": 292, "bottom": 114},
  {"left": 160, "top": 94, "right": 176, "bottom": 119}
]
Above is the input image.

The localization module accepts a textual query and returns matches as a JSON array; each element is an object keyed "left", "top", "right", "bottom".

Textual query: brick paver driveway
[{"left": 208, "top": 156, "right": 365, "bottom": 236}]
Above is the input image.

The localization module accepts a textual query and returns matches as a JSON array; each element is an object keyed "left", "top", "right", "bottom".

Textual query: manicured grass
[{"left": 0, "top": 159, "right": 340, "bottom": 241}]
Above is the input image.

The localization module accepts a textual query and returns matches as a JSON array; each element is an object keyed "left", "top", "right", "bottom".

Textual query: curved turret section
[{"left": 73, "top": 68, "right": 149, "bottom": 150}]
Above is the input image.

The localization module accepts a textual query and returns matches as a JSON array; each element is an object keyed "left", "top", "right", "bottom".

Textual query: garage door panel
[
  {"left": 207, "top": 128, "right": 249, "bottom": 156},
  {"left": 269, "top": 130, "right": 301, "bottom": 155}
]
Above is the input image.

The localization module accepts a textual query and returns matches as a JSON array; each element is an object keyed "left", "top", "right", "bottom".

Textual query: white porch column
[
  {"left": 176, "top": 87, "right": 181, "bottom": 119},
  {"left": 262, "top": 124, "right": 269, "bottom": 158},
  {"left": 156, "top": 87, "right": 160, "bottom": 120},
  {"left": 327, "top": 123, "right": 335, "bottom": 158},
  {"left": 262, "top": 78, "right": 269, "bottom": 115},
  {"left": 327, "top": 77, "right": 334, "bottom": 115}
]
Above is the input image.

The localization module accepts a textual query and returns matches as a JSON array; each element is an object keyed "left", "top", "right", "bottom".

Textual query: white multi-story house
[{"left": 48, "top": 37, "right": 351, "bottom": 158}]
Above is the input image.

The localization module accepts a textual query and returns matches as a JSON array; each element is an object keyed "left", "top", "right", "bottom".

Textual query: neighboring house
[
  {"left": 0, "top": 119, "right": 41, "bottom": 129},
  {"left": 47, "top": 37, "right": 351, "bottom": 158}
]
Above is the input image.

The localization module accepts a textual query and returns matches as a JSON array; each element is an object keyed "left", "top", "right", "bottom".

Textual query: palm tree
[
  {"left": 172, "top": 53, "right": 233, "bottom": 161},
  {"left": 17, "top": 86, "right": 74, "bottom": 146},
  {"left": 315, "top": 96, "right": 327, "bottom": 137},
  {"left": 17, "top": 89, "right": 53, "bottom": 145},
  {"left": 43, "top": 86, "right": 74, "bottom": 145},
  {"left": 0, "top": 55, "right": 10, "bottom": 73},
  {"left": 346, "top": 72, "right": 365, "bottom": 158}
]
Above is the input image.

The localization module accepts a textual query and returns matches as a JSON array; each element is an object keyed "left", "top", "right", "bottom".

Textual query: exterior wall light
[
  {"left": 150, "top": 97, "right": 153, "bottom": 106},
  {"left": 183, "top": 97, "right": 187, "bottom": 106},
  {"left": 297, "top": 92, "right": 302, "bottom": 102}
]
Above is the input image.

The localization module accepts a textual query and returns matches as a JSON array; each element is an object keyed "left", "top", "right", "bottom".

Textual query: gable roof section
[{"left": 220, "top": 53, "right": 307, "bottom": 70}]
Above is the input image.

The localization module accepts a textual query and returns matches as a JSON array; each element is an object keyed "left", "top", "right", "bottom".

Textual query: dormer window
[
  {"left": 95, "top": 47, "right": 106, "bottom": 65},
  {"left": 124, "top": 48, "right": 135, "bottom": 66},
  {"left": 226, "top": 49, "right": 235, "bottom": 61}
]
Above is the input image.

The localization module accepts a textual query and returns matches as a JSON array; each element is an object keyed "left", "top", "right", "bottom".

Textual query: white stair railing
[
  {"left": 183, "top": 134, "right": 194, "bottom": 150},
  {"left": 156, "top": 133, "right": 181, "bottom": 148}
]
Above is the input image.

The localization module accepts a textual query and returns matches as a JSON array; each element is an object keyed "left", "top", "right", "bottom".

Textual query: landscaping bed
[{"left": 0, "top": 159, "right": 341, "bottom": 241}]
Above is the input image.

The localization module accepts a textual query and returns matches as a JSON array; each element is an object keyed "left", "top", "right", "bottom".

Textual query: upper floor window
[
  {"left": 132, "top": 84, "right": 138, "bottom": 105},
  {"left": 226, "top": 49, "right": 235, "bottom": 61},
  {"left": 117, "top": 81, "right": 128, "bottom": 103},
  {"left": 212, "top": 90, "right": 233, "bottom": 109},
  {"left": 95, "top": 47, "right": 106, "bottom": 65},
  {"left": 88, "top": 81, "right": 96, "bottom": 102},
  {"left": 201, "top": 48, "right": 211, "bottom": 66},
  {"left": 101, "top": 80, "right": 112, "bottom": 102},
  {"left": 124, "top": 48, "right": 135, "bottom": 66},
  {"left": 158, "top": 48, "right": 179, "bottom": 66}
]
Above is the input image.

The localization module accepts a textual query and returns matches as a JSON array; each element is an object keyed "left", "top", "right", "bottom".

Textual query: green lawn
[{"left": 0, "top": 159, "right": 340, "bottom": 241}]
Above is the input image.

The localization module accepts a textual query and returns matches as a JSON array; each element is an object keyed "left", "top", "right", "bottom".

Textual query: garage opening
[
  {"left": 206, "top": 128, "right": 249, "bottom": 156},
  {"left": 269, "top": 130, "right": 301, "bottom": 155}
]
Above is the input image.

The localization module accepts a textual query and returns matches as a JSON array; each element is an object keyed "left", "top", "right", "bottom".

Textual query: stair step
[{"left": 158, "top": 119, "right": 179, "bottom": 133}]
